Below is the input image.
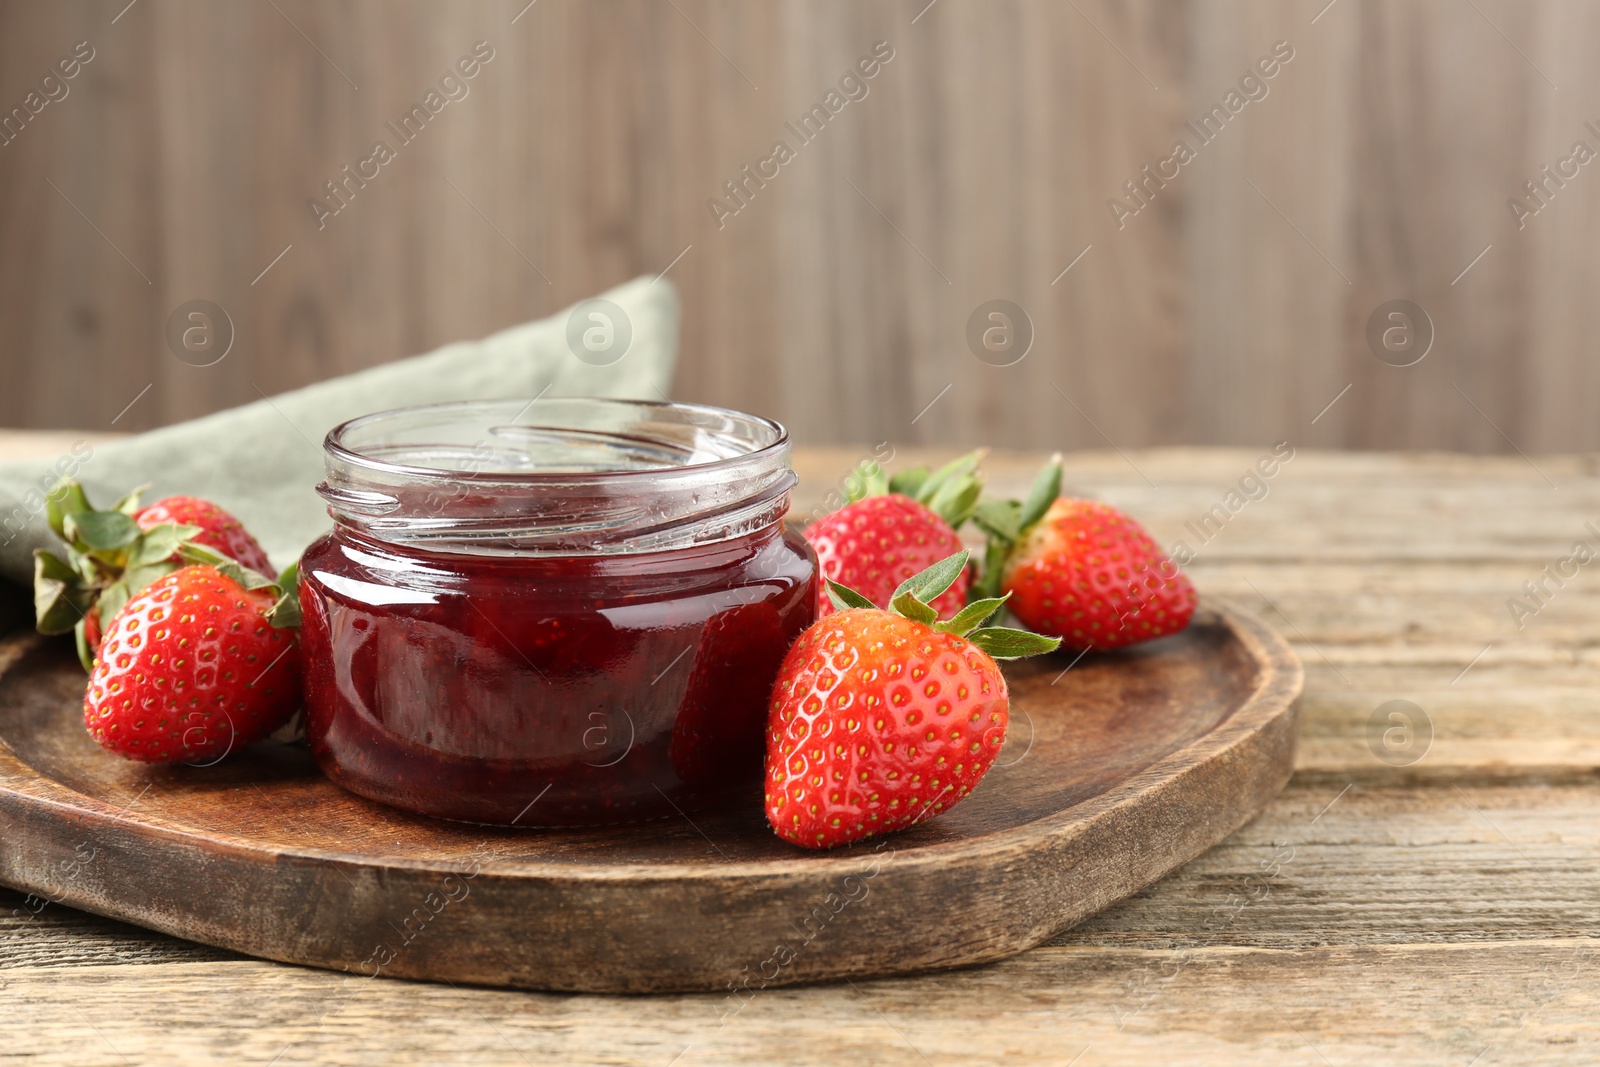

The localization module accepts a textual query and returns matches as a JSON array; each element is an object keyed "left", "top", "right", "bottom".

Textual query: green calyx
[
  {"left": 34, "top": 481, "right": 188, "bottom": 669},
  {"left": 825, "top": 549, "right": 1060, "bottom": 660},
  {"left": 32, "top": 481, "right": 299, "bottom": 672},
  {"left": 843, "top": 450, "right": 987, "bottom": 529},
  {"left": 970, "top": 454, "right": 1063, "bottom": 600},
  {"left": 177, "top": 541, "right": 302, "bottom": 631}
]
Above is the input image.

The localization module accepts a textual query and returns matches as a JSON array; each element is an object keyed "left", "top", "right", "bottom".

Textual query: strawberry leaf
[
  {"left": 1019, "top": 454, "right": 1063, "bottom": 532},
  {"left": 33, "top": 548, "right": 79, "bottom": 586},
  {"left": 120, "top": 561, "right": 180, "bottom": 597},
  {"left": 177, "top": 540, "right": 234, "bottom": 569},
  {"left": 843, "top": 461, "right": 890, "bottom": 503},
  {"left": 890, "top": 549, "right": 969, "bottom": 607},
  {"left": 243, "top": 570, "right": 279, "bottom": 593},
  {"left": 111, "top": 484, "right": 149, "bottom": 516},
  {"left": 73, "top": 619, "right": 95, "bottom": 672},
  {"left": 916, "top": 451, "right": 982, "bottom": 503},
  {"left": 268, "top": 560, "right": 302, "bottom": 630},
  {"left": 970, "top": 499, "right": 1021, "bottom": 543},
  {"left": 965, "top": 626, "right": 1062, "bottom": 659},
  {"left": 935, "top": 595, "right": 1010, "bottom": 638},
  {"left": 827, "top": 452, "right": 988, "bottom": 529},
  {"left": 829, "top": 548, "right": 1059, "bottom": 662},
  {"left": 33, "top": 551, "right": 90, "bottom": 636},
  {"left": 178, "top": 541, "right": 273, "bottom": 591},
  {"left": 971, "top": 538, "right": 1010, "bottom": 601},
  {"left": 927, "top": 476, "right": 983, "bottom": 530},
  {"left": 44, "top": 483, "right": 91, "bottom": 541},
  {"left": 94, "top": 582, "right": 132, "bottom": 632},
  {"left": 912, "top": 451, "right": 986, "bottom": 528},
  {"left": 269, "top": 588, "right": 302, "bottom": 630},
  {"left": 65, "top": 510, "right": 140, "bottom": 552},
  {"left": 890, "top": 589, "right": 938, "bottom": 625},
  {"left": 127, "top": 523, "right": 202, "bottom": 567},
  {"left": 826, "top": 579, "right": 877, "bottom": 612},
  {"left": 888, "top": 467, "right": 930, "bottom": 498}
]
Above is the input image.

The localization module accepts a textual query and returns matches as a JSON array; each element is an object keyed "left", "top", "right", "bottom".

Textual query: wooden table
[{"left": 4, "top": 438, "right": 1597, "bottom": 1065}]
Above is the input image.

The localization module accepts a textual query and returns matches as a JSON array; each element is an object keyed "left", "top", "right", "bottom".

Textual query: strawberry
[
  {"left": 765, "top": 551, "right": 1059, "bottom": 849},
  {"left": 134, "top": 496, "right": 272, "bottom": 577},
  {"left": 33, "top": 481, "right": 271, "bottom": 670},
  {"left": 805, "top": 452, "right": 985, "bottom": 620},
  {"left": 84, "top": 561, "right": 302, "bottom": 763},
  {"left": 974, "top": 457, "right": 1196, "bottom": 651}
]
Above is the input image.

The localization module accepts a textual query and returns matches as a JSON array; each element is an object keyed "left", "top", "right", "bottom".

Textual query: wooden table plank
[
  {"left": 0, "top": 898, "right": 234, "bottom": 969},
  {"left": 1065, "top": 780, "right": 1600, "bottom": 949},
  {"left": 4, "top": 940, "right": 1596, "bottom": 1066}
]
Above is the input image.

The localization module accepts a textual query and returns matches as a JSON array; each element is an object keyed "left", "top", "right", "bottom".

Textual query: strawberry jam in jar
[{"left": 297, "top": 399, "right": 816, "bottom": 826}]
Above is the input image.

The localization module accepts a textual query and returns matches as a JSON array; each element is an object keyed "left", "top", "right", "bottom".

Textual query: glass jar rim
[
  {"left": 317, "top": 397, "right": 796, "bottom": 556},
  {"left": 324, "top": 397, "right": 788, "bottom": 481}
]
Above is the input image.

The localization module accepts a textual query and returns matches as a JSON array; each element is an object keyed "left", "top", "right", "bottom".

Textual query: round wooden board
[{"left": 0, "top": 600, "right": 1300, "bottom": 994}]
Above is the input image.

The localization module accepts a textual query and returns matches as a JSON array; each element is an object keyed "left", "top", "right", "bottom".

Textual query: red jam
[
  {"left": 297, "top": 399, "right": 814, "bottom": 826},
  {"left": 298, "top": 525, "right": 814, "bottom": 825}
]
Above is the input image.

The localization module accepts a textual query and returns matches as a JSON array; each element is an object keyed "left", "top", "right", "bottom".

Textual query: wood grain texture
[
  {"left": 3, "top": 440, "right": 1599, "bottom": 1063},
  {"left": 2, "top": 1, "right": 1596, "bottom": 453},
  {"left": 2, "top": 941, "right": 1596, "bottom": 1066},
  {"left": 0, "top": 605, "right": 1300, "bottom": 993}
]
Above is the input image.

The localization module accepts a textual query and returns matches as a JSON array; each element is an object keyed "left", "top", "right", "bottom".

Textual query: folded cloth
[{"left": 0, "top": 275, "right": 678, "bottom": 590}]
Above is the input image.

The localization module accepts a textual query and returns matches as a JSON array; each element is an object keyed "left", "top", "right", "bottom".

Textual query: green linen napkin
[{"left": 0, "top": 275, "right": 679, "bottom": 591}]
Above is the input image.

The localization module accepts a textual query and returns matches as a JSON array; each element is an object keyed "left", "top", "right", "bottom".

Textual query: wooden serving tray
[{"left": 0, "top": 601, "right": 1300, "bottom": 994}]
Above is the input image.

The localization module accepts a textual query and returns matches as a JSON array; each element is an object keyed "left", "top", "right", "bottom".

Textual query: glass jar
[{"left": 297, "top": 398, "right": 817, "bottom": 826}]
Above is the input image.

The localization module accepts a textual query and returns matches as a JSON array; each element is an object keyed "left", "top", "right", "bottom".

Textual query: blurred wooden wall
[{"left": 0, "top": 0, "right": 1594, "bottom": 455}]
